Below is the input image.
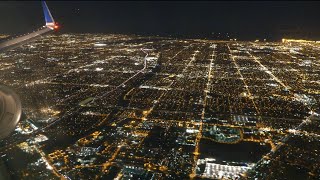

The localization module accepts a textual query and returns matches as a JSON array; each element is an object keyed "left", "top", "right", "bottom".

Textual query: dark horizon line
[{"left": 2, "top": 30, "right": 320, "bottom": 42}]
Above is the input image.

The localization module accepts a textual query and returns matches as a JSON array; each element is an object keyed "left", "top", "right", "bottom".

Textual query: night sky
[{"left": 1, "top": 1, "right": 320, "bottom": 40}]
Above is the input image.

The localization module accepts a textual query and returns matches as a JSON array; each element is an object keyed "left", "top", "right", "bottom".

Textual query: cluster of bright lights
[{"left": 282, "top": 38, "right": 318, "bottom": 43}]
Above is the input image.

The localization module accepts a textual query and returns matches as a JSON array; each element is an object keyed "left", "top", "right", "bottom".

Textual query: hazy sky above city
[{"left": 1, "top": 1, "right": 320, "bottom": 40}]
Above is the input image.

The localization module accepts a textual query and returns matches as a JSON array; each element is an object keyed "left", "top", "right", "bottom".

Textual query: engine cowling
[{"left": 0, "top": 85, "right": 22, "bottom": 139}]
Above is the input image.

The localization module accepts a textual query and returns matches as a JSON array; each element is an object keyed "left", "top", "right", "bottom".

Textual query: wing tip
[{"left": 42, "top": 1, "right": 56, "bottom": 29}]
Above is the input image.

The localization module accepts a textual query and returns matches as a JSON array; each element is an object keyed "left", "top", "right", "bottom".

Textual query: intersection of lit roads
[{"left": 0, "top": 34, "right": 320, "bottom": 179}]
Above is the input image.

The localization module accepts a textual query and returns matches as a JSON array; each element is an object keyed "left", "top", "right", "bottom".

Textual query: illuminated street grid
[{"left": 0, "top": 34, "right": 320, "bottom": 179}]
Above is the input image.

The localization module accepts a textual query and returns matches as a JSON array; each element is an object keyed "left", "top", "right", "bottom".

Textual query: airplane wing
[
  {"left": 0, "top": 1, "right": 58, "bottom": 139},
  {"left": 42, "top": 1, "right": 58, "bottom": 30},
  {"left": 0, "top": 1, "right": 58, "bottom": 52}
]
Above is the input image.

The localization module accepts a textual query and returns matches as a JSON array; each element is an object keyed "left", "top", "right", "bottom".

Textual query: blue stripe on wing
[{"left": 42, "top": 1, "right": 54, "bottom": 24}]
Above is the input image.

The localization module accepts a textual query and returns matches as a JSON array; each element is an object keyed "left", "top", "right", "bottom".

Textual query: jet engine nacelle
[{"left": 0, "top": 85, "right": 22, "bottom": 139}]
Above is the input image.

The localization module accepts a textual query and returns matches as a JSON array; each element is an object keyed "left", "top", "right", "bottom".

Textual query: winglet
[{"left": 42, "top": 1, "right": 57, "bottom": 30}]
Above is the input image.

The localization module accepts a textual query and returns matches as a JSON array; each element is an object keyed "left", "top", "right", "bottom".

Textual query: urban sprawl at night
[{"left": 0, "top": 34, "right": 319, "bottom": 179}]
